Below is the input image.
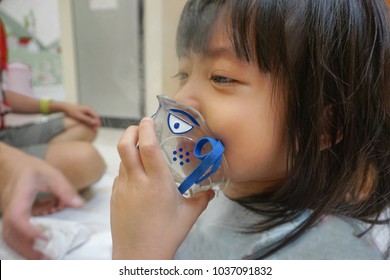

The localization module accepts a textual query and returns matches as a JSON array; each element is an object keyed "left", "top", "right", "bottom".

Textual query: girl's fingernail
[{"left": 70, "top": 196, "right": 85, "bottom": 207}]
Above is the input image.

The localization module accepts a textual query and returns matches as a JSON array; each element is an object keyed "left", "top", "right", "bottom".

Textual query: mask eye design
[{"left": 167, "top": 109, "right": 199, "bottom": 134}]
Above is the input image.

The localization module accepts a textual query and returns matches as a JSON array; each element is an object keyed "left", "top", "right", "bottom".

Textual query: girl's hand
[{"left": 110, "top": 117, "right": 214, "bottom": 259}]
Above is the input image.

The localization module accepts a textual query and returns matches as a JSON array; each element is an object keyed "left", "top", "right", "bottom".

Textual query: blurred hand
[
  {"left": 61, "top": 103, "right": 101, "bottom": 129},
  {"left": 0, "top": 143, "right": 85, "bottom": 259},
  {"left": 110, "top": 117, "right": 214, "bottom": 259}
]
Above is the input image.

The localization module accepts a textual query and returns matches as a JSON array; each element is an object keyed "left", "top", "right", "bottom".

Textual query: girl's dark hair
[{"left": 177, "top": 0, "right": 390, "bottom": 259}]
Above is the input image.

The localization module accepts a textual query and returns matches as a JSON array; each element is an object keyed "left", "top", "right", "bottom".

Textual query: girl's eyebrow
[{"left": 204, "top": 47, "right": 236, "bottom": 59}]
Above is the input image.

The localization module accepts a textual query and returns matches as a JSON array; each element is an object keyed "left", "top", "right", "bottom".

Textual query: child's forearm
[
  {"left": 0, "top": 141, "right": 24, "bottom": 212},
  {"left": 5, "top": 91, "right": 40, "bottom": 114},
  {"left": 5, "top": 91, "right": 66, "bottom": 115}
]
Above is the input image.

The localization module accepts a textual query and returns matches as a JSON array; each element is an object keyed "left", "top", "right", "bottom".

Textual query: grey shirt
[{"left": 175, "top": 193, "right": 384, "bottom": 260}]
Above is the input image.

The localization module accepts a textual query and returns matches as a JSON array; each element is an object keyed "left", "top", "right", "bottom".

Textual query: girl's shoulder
[{"left": 267, "top": 215, "right": 385, "bottom": 260}]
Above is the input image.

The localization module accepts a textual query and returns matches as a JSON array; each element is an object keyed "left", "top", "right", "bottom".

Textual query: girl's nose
[{"left": 173, "top": 79, "right": 201, "bottom": 111}]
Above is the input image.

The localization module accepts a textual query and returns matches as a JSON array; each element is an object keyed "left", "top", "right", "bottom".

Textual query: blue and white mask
[{"left": 152, "top": 95, "right": 229, "bottom": 197}]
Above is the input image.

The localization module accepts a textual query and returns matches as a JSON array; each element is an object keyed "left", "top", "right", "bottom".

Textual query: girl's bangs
[
  {"left": 176, "top": 0, "right": 285, "bottom": 72},
  {"left": 176, "top": 1, "right": 225, "bottom": 57}
]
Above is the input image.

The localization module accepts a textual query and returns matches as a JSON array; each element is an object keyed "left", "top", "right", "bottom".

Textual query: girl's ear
[{"left": 319, "top": 105, "right": 343, "bottom": 151}]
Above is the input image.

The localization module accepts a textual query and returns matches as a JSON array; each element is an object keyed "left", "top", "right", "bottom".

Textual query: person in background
[
  {"left": 0, "top": 3, "right": 106, "bottom": 259},
  {"left": 111, "top": 0, "right": 390, "bottom": 259}
]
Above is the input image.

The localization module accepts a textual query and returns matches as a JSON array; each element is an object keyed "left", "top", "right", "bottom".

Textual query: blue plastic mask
[{"left": 152, "top": 95, "right": 229, "bottom": 197}]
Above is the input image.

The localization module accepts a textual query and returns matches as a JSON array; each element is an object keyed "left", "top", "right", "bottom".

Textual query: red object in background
[
  {"left": 0, "top": 19, "right": 8, "bottom": 71},
  {"left": 0, "top": 18, "right": 9, "bottom": 129},
  {"left": 19, "top": 37, "right": 31, "bottom": 46}
]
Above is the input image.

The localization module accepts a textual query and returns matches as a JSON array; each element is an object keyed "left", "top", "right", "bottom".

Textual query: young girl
[{"left": 111, "top": 0, "right": 390, "bottom": 259}]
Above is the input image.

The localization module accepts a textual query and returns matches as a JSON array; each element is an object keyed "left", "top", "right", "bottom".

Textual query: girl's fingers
[
  {"left": 117, "top": 125, "right": 144, "bottom": 176},
  {"left": 137, "top": 117, "right": 170, "bottom": 177}
]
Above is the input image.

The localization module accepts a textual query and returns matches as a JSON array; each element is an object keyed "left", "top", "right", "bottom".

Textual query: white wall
[
  {"left": 143, "top": 0, "right": 163, "bottom": 116},
  {"left": 58, "top": 0, "right": 78, "bottom": 103},
  {"left": 1, "top": 0, "right": 60, "bottom": 46}
]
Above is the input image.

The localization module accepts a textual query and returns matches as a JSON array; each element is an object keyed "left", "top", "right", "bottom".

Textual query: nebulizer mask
[{"left": 151, "top": 95, "right": 230, "bottom": 197}]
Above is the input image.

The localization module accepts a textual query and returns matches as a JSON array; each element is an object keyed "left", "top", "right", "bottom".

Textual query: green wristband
[{"left": 39, "top": 98, "right": 51, "bottom": 114}]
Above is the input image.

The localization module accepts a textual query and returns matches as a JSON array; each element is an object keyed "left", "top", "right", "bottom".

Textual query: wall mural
[{"left": 0, "top": 0, "right": 62, "bottom": 91}]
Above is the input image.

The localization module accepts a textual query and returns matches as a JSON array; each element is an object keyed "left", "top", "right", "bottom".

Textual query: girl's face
[{"left": 173, "top": 28, "right": 288, "bottom": 198}]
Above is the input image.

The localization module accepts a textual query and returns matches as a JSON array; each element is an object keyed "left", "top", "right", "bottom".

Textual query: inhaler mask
[{"left": 152, "top": 95, "right": 230, "bottom": 197}]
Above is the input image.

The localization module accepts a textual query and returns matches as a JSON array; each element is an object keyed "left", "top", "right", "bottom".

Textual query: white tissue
[{"left": 32, "top": 218, "right": 91, "bottom": 259}]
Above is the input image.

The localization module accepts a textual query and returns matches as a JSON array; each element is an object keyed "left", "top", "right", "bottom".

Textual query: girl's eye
[
  {"left": 211, "top": 75, "right": 235, "bottom": 84},
  {"left": 173, "top": 71, "right": 189, "bottom": 81},
  {"left": 167, "top": 113, "right": 194, "bottom": 134}
]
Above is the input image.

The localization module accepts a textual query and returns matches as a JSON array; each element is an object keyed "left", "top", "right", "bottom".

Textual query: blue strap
[{"left": 178, "top": 137, "right": 225, "bottom": 194}]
